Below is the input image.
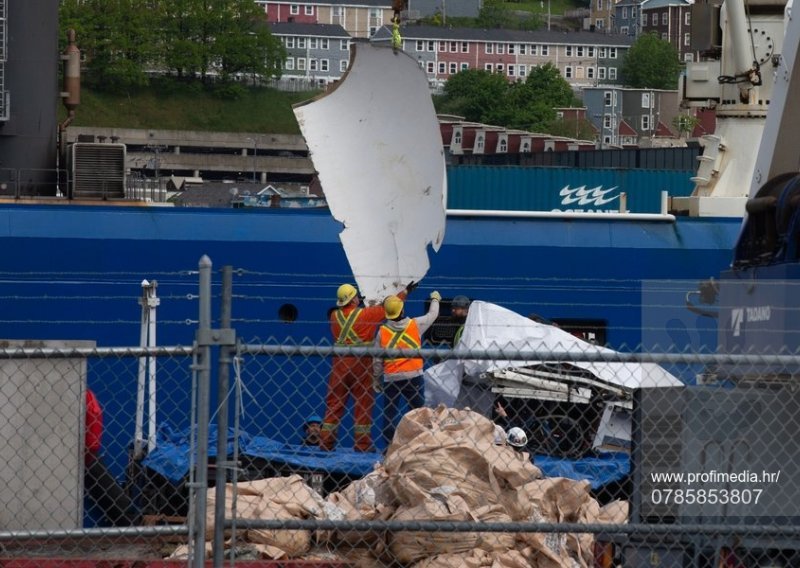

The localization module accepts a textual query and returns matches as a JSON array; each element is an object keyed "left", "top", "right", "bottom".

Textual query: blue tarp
[
  {"left": 143, "top": 425, "right": 629, "bottom": 489},
  {"left": 142, "top": 425, "right": 380, "bottom": 483},
  {"left": 534, "top": 452, "right": 630, "bottom": 490}
]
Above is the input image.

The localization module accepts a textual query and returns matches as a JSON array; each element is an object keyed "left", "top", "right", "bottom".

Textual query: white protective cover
[
  {"left": 425, "top": 301, "right": 683, "bottom": 407},
  {"left": 294, "top": 42, "right": 447, "bottom": 302}
]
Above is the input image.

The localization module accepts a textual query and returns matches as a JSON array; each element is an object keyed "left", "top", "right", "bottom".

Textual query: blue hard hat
[{"left": 306, "top": 415, "right": 323, "bottom": 425}]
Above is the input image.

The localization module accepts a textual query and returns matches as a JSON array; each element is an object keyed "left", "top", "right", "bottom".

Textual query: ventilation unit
[{"left": 69, "top": 143, "right": 126, "bottom": 199}]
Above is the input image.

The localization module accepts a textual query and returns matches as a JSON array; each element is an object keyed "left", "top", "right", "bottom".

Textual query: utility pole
[{"left": 246, "top": 137, "right": 257, "bottom": 183}]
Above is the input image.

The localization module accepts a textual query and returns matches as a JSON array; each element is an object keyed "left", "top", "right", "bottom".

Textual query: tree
[
  {"left": 437, "top": 69, "right": 510, "bottom": 123},
  {"left": 621, "top": 32, "right": 682, "bottom": 89}
]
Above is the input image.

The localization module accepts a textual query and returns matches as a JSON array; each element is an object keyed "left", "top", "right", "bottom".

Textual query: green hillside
[{"left": 63, "top": 80, "right": 319, "bottom": 134}]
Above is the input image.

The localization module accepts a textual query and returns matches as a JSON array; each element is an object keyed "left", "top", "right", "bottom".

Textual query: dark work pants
[{"left": 382, "top": 375, "right": 425, "bottom": 448}]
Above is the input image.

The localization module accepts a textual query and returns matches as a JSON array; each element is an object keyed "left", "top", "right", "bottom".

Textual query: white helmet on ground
[{"left": 506, "top": 427, "right": 528, "bottom": 448}]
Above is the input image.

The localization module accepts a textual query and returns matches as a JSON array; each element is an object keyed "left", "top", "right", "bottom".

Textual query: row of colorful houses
[{"left": 270, "top": 22, "right": 635, "bottom": 91}]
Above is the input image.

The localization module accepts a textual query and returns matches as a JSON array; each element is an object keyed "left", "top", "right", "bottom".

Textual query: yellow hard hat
[
  {"left": 336, "top": 283, "right": 358, "bottom": 307},
  {"left": 384, "top": 295, "right": 404, "bottom": 319}
]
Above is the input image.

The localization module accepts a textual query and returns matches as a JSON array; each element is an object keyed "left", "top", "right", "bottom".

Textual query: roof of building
[
  {"left": 655, "top": 120, "right": 675, "bottom": 137},
  {"left": 618, "top": 120, "right": 638, "bottom": 136},
  {"left": 615, "top": 0, "right": 643, "bottom": 7},
  {"left": 373, "top": 24, "right": 635, "bottom": 46},
  {"left": 268, "top": 22, "right": 350, "bottom": 37},
  {"left": 641, "top": 0, "right": 692, "bottom": 10},
  {"left": 264, "top": 0, "right": 391, "bottom": 6}
]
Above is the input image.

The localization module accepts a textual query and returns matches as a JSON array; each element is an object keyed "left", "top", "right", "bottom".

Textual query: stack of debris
[{"left": 187, "top": 406, "right": 627, "bottom": 566}]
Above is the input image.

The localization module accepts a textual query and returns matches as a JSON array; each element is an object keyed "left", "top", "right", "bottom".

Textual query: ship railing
[{"left": 0, "top": 167, "right": 69, "bottom": 199}]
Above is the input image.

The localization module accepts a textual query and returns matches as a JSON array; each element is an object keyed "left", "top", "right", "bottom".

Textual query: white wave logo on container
[{"left": 556, "top": 185, "right": 620, "bottom": 213}]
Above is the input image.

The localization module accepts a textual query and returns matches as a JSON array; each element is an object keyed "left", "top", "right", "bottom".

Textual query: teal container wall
[{"left": 446, "top": 166, "right": 695, "bottom": 213}]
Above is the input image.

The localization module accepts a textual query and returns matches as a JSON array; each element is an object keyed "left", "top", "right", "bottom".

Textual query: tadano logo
[
  {"left": 731, "top": 308, "right": 744, "bottom": 337},
  {"left": 559, "top": 185, "right": 620, "bottom": 207}
]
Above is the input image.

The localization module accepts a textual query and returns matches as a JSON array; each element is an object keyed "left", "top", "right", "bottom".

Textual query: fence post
[
  {"left": 212, "top": 266, "right": 234, "bottom": 565},
  {"left": 192, "top": 255, "right": 213, "bottom": 568}
]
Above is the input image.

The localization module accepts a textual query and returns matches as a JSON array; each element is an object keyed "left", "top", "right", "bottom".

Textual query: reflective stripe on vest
[
  {"left": 379, "top": 319, "right": 423, "bottom": 374},
  {"left": 335, "top": 308, "right": 368, "bottom": 346}
]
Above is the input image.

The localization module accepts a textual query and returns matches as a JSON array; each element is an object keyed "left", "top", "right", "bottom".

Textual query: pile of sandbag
[{"left": 191, "top": 406, "right": 628, "bottom": 566}]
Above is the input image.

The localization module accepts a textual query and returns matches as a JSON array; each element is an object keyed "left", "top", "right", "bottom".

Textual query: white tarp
[
  {"left": 425, "top": 301, "right": 683, "bottom": 407},
  {"left": 294, "top": 43, "right": 447, "bottom": 302}
]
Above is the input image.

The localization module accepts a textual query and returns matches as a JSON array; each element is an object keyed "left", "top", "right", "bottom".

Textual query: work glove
[
  {"left": 430, "top": 290, "right": 441, "bottom": 302},
  {"left": 406, "top": 280, "right": 419, "bottom": 294},
  {"left": 372, "top": 373, "right": 383, "bottom": 393}
]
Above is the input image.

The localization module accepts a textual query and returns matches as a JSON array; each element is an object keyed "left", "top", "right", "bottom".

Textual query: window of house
[
  {"left": 439, "top": 41, "right": 446, "bottom": 52},
  {"left": 309, "top": 38, "right": 318, "bottom": 49},
  {"left": 566, "top": 46, "right": 573, "bottom": 57},
  {"left": 519, "top": 65, "right": 527, "bottom": 76},
  {"left": 449, "top": 42, "right": 457, "bottom": 52},
  {"left": 485, "top": 63, "right": 493, "bottom": 71},
  {"left": 508, "top": 64, "right": 515, "bottom": 76},
  {"left": 641, "top": 12, "right": 647, "bottom": 26},
  {"left": 438, "top": 62, "right": 446, "bottom": 73},
  {"left": 529, "top": 44, "right": 537, "bottom": 55},
  {"left": 485, "top": 43, "right": 494, "bottom": 54},
  {"left": 460, "top": 62, "right": 469, "bottom": 71},
  {"left": 662, "top": 12, "right": 668, "bottom": 25},
  {"left": 684, "top": 33, "right": 690, "bottom": 46},
  {"left": 290, "top": 4, "right": 299, "bottom": 15},
  {"left": 499, "top": 139, "right": 508, "bottom": 152},
  {"left": 565, "top": 66, "right": 573, "bottom": 78},
  {"left": 341, "top": 39, "right": 349, "bottom": 50},
  {"left": 577, "top": 46, "right": 584, "bottom": 57},
  {"left": 588, "top": 47, "right": 595, "bottom": 57},
  {"left": 522, "top": 141, "right": 531, "bottom": 152},
  {"left": 598, "top": 67, "right": 607, "bottom": 79},
  {"left": 684, "top": 52, "right": 694, "bottom": 62},
  {"left": 599, "top": 47, "right": 607, "bottom": 58},
  {"left": 496, "top": 63, "right": 504, "bottom": 73},
  {"left": 286, "top": 37, "right": 296, "bottom": 48},
  {"left": 476, "top": 136, "right": 484, "bottom": 150},
  {"left": 541, "top": 45, "right": 549, "bottom": 56},
  {"left": 416, "top": 40, "right": 424, "bottom": 51},
  {"left": 604, "top": 135, "right": 612, "bottom": 144},
  {"left": 320, "top": 59, "right": 329, "bottom": 71},
  {"left": 642, "top": 92, "right": 650, "bottom": 108},
  {"left": 632, "top": 7, "right": 637, "bottom": 17},
  {"left": 508, "top": 44, "right": 515, "bottom": 54},
  {"left": 604, "top": 91, "right": 612, "bottom": 105},
  {"left": 309, "top": 58, "right": 318, "bottom": 71},
  {"left": 642, "top": 115, "right": 651, "bottom": 130},
  {"left": 609, "top": 47, "right": 617, "bottom": 58},
  {"left": 427, "top": 61, "right": 435, "bottom": 73},
  {"left": 454, "top": 131, "right": 462, "bottom": 144},
  {"left": 305, "top": 5, "right": 313, "bottom": 15},
  {"left": 587, "top": 67, "right": 595, "bottom": 78},
  {"left": 621, "top": 26, "right": 629, "bottom": 34},
  {"left": 556, "top": 111, "right": 564, "bottom": 119},
  {"left": 285, "top": 57, "right": 295, "bottom": 70},
  {"left": 685, "top": 11, "right": 691, "bottom": 25},
  {"left": 427, "top": 41, "right": 435, "bottom": 51},
  {"left": 321, "top": 38, "right": 329, "bottom": 49},
  {"left": 603, "top": 114, "right": 612, "bottom": 129},
  {"left": 661, "top": 32, "right": 668, "bottom": 40},
  {"left": 609, "top": 67, "right": 617, "bottom": 79},
  {"left": 297, "top": 38, "right": 306, "bottom": 48},
  {"left": 497, "top": 43, "right": 505, "bottom": 54},
  {"left": 340, "top": 59, "right": 348, "bottom": 72},
  {"left": 597, "top": 0, "right": 603, "bottom": 10},
  {"left": 449, "top": 62, "right": 457, "bottom": 74},
  {"left": 297, "top": 58, "right": 306, "bottom": 70},
  {"left": 596, "top": 19, "right": 604, "bottom": 29},
  {"left": 333, "top": 6, "right": 345, "bottom": 24},
  {"left": 461, "top": 42, "right": 469, "bottom": 52},
  {"left": 622, "top": 7, "right": 628, "bottom": 18},
  {"left": 520, "top": 44, "right": 527, "bottom": 55}
]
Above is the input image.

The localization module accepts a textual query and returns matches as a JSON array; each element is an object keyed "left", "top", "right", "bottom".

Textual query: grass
[
  {"left": 63, "top": 79, "right": 320, "bottom": 134},
  {"left": 501, "top": 0, "right": 586, "bottom": 17}
]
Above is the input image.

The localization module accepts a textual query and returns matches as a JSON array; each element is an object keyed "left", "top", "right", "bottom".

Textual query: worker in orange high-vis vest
[
  {"left": 374, "top": 291, "right": 440, "bottom": 448},
  {"left": 320, "top": 281, "right": 414, "bottom": 451}
]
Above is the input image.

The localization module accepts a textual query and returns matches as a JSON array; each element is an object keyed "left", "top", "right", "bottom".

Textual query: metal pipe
[
  {"left": 193, "top": 255, "right": 212, "bottom": 568},
  {"left": 212, "top": 266, "right": 233, "bottom": 566}
]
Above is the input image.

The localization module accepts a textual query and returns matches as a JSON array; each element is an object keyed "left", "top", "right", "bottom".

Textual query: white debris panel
[
  {"left": 294, "top": 42, "right": 447, "bottom": 303},
  {"left": 426, "top": 301, "right": 683, "bottom": 407}
]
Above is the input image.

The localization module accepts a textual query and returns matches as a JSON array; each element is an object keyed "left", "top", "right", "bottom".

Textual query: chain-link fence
[{"left": 1, "top": 261, "right": 800, "bottom": 567}]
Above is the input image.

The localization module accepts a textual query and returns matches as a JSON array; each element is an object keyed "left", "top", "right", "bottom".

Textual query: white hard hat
[
  {"left": 507, "top": 427, "right": 528, "bottom": 448},
  {"left": 493, "top": 424, "right": 507, "bottom": 445}
]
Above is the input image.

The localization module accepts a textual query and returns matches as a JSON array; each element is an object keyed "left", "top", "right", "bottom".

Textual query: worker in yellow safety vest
[{"left": 373, "top": 290, "right": 440, "bottom": 448}]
